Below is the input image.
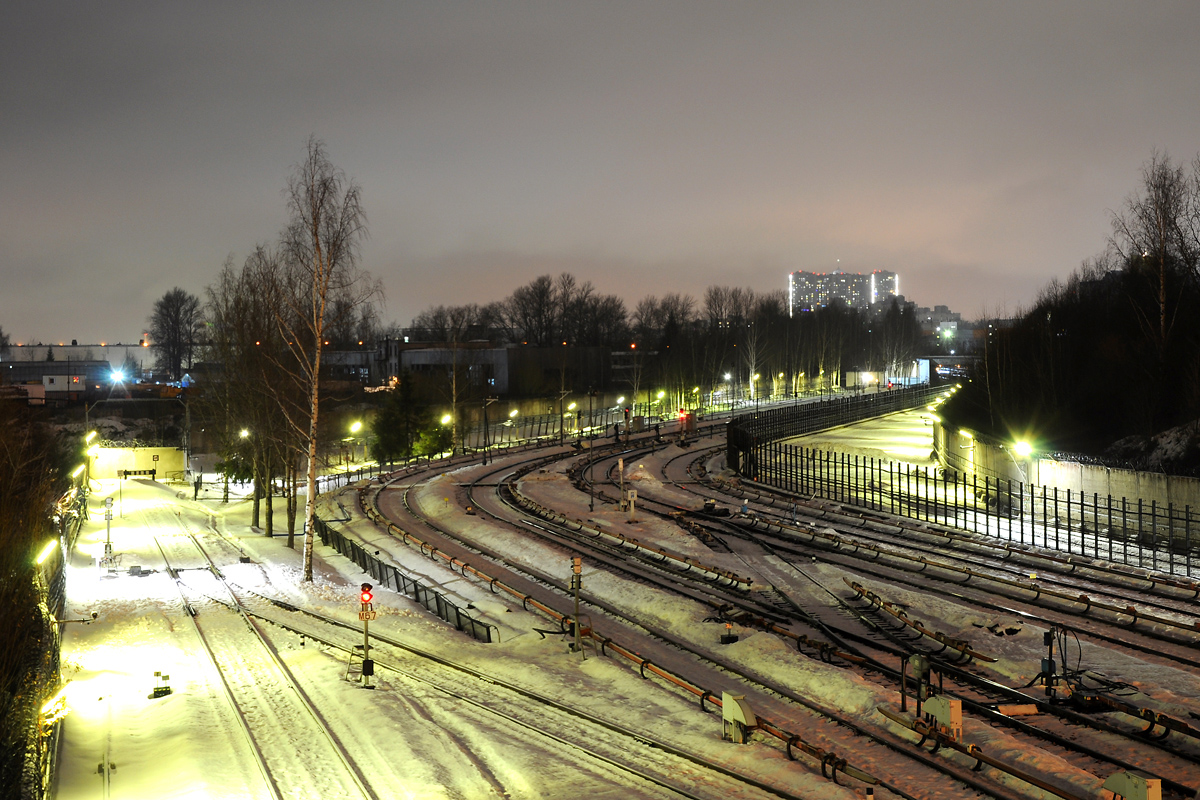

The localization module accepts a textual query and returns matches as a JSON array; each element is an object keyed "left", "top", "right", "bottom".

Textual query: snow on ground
[
  {"left": 56, "top": 476, "right": 859, "bottom": 800},
  {"left": 53, "top": 457, "right": 1200, "bottom": 800}
]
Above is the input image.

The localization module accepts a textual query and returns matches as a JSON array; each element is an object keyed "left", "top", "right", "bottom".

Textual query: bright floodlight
[
  {"left": 1014, "top": 441, "right": 1033, "bottom": 458},
  {"left": 350, "top": 421, "right": 362, "bottom": 434},
  {"left": 111, "top": 370, "right": 125, "bottom": 382},
  {"left": 616, "top": 396, "right": 625, "bottom": 404},
  {"left": 509, "top": 409, "right": 518, "bottom": 418},
  {"left": 567, "top": 402, "right": 577, "bottom": 411},
  {"left": 440, "top": 414, "right": 452, "bottom": 425},
  {"left": 36, "top": 540, "right": 58, "bottom": 565},
  {"left": 239, "top": 429, "right": 250, "bottom": 439},
  {"left": 723, "top": 373, "right": 731, "bottom": 381},
  {"left": 656, "top": 391, "right": 665, "bottom": 399},
  {"left": 85, "top": 431, "right": 97, "bottom": 443}
]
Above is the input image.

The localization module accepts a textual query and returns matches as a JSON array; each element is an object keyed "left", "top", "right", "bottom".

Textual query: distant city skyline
[
  {"left": 788, "top": 269, "right": 899, "bottom": 315},
  {"left": 4, "top": 3, "right": 1200, "bottom": 345}
]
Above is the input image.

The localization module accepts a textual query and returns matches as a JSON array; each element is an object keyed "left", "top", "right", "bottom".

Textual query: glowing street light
[
  {"left": 347, "top": 420, "right": 364, "bottom": 468},
  {"left": 1014, "top": 441, "right": 1033, "bottom": 458},
  {"left": 440, "top": 414, "right": 452, "bottom": 425},
  {"left": 36, "top": 540, "right": 58, "bottom": 565}
]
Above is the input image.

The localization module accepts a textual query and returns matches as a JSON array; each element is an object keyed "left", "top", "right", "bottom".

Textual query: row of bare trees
[
  {"left": 410, "top": 274, "right": 924, "bottom": 419},
  {"left": 199, "top": 138, "right": 379, "bottom": 581}
]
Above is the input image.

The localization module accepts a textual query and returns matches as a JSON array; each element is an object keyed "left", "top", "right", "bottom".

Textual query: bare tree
[
  {"left": 508, "top": 275, "right": 556, "bottom": 345},
  {"left": 1110, "top": 151, "right": 1200, "bottom": 356},
  {"left": 148, "top": 287, "right": 202, "bottom": 380},
  {"left": 278, "top": 137, "right": 378, "bottom": 582}
]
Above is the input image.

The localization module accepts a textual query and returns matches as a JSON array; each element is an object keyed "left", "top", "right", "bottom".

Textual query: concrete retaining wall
[
  {"left": 91, "top": 446, "right": 186, "bottom": 480},
  {"left": 936, "top": 423, "right": 1200, "bottom": 510}
]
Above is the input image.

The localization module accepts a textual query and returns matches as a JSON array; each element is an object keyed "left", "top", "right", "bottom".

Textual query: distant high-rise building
[{"left": 788, "top": 269, "right": 899, "bottom": 315}]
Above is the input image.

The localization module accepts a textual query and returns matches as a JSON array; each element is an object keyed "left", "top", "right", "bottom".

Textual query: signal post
[{"left": 358, "top": 583, "right": 376, "bottom": 688}]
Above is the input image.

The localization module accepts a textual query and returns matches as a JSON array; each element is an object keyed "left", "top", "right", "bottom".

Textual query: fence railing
[
  {"left": 749, "top": 440, "right": 1199, "bottom": 578},
  {"left": 312, "top": 516, "right": 497, "bottom": 643},
  {"left": 727, "top": 384, "right": 943, "bottom": 476}
]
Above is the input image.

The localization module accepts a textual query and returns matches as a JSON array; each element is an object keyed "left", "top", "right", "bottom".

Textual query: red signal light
[{"left": 360, "top": 582, "right": 373, "bottom": 605}]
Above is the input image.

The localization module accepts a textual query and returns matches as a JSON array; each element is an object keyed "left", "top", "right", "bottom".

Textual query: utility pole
[
  {"left": 587, "top": 388, "right": 597, "bottom": 511},
  {"left": 558, "top": 389, "right": 570, "bottom": 447}
]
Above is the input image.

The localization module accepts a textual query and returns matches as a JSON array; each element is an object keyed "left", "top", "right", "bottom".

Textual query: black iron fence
[
  {"left": 728, "top": 384, "right": 943, "bottom": 476},
  {"left": 312, "top": 516, "right": 497, "bottom": 643},
  {"left": 749, "top": 439, "right": 1199, "bottom": 578}
]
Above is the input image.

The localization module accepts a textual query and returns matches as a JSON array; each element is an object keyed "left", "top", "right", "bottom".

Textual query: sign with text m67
[{"left": 358, "top": 610, "right": 378, "bottom": 621}]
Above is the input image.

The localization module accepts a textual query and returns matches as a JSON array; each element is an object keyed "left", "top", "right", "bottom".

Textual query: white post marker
[
  {"left": 617, "top": 458, "right": 625, "bottom": 506},
  {"left": 571, "top": 557, "right": 583, "bottom": 659},
  {"left": 101, "top": 496, "right": 115, "bottom": 569}
]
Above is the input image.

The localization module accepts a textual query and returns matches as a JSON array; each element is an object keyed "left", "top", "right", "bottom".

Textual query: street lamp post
[
  {"left": 347, "top": 420, "right": 362, "bottom": 482},
  {"left": 558, "top": 390, "right": 570, "bottom": 446},
  {"left": 587, "top": 388, "right": 598, "bottom": 512},
  {"left": 481, "top": 397, "right": 498, "bottom": 465}
]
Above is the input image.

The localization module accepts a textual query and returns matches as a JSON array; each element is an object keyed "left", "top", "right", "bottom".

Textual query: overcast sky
[{"left": 3, "top": 2, "right": 1199, "bottom": 346}]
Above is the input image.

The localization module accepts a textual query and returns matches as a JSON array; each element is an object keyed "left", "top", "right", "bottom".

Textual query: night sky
[{"left": 3, "top": 2, "right": 1199, "bottom": 346}]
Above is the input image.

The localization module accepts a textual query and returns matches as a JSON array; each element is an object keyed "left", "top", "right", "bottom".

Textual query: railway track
[
  {"left": 143, "top": 504, "right": 378, "bottom": 800},
  {"left": 359, "top": 446, "right": 1039, "bottom": 799},
  {"left": 571, "top": 442, "right": 1200, "bottom": 798}
]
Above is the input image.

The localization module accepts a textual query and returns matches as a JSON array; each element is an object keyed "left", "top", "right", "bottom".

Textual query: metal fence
[
  {"left": 727, "top": 384, "right": 943, "bottom": 476},
  {"left": 754, "top": 443, "right": 1198, "bottom": 577},
  {"left": 312, "top": 516, "right": 497, "bottom": 643}
]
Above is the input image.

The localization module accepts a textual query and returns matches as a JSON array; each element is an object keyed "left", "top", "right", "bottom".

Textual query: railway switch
[
  {"left": 721, "top": 692, "right": 757, "bottom": 744},
  {"left": 922, "top": 696, "right": 962, "bottom": 743},
  {"left": 1102, "top": 770, "right": 1162, "bottom": 800}
]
